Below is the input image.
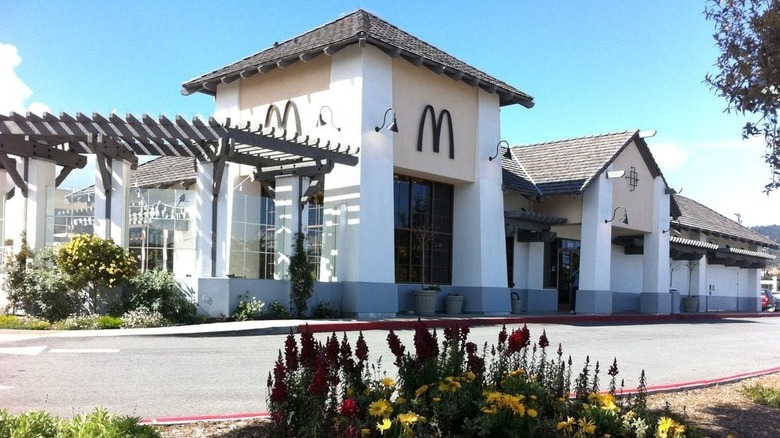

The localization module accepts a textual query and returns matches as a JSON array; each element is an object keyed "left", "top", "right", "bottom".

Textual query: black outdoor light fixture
[
  {"left": 374, "top": 108, "right": 399, "bottom": 132},
  {"left": 605, "top": 206, "right": 629, "bottom": 225},
  {"left": 489, "top": 140, "right": 512, "bottom": 161},
  {"left": 316, "top": 105, "right": 340, "bottom": 131}
]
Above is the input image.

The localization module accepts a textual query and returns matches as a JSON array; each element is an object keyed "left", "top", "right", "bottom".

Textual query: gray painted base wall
[
  {"left": 612, "top": 292, "right": 640, "bottom": 313},
  {"left": 517, "top": 289, "right": 558, "bottom": 313},
  {"left": 341, "top": 281, "right": 398, "bottom": 319},
  {"left": 577, "top": 289, "right": 612, "bottom": 315},
  {"left": 452, "top": 286, "right": 511, "bottom": 315},
  {"left": 640, "top": 292, "right": 672, "bottom": 314}
]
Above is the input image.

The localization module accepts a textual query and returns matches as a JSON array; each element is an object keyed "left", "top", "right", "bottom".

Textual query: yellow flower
[
  {"left": 381, "top": 377, "right": 396, "bottom": 389},
  {"left": 438, "top": 377, "right": 461, "bottom": 393},
  {"left": 577, "top": 417, "right": 596, "bottom": 435},
  {"left": 376, "top": 418, "right": 392, "bottom": 434},
  {"left": 463, "top": 371, "right": 476, "bottom": 381},
  {"left": 432, "top": 397, "right": 441, "bottom": 403},
  {"left": 396, "top": 396, "right": 406, "bottom": 405},
  {"left": 361, "top": 428, "right": 371, "bottom": 437},
  {"left": 414, "top": 385, "right": 429, "bottom": 397},
  {"left": 657, "top": 416, "right": 685, "bottom": 438},
  {"left": 557, "top": 417, "right": 575, "bottom": 432},
  {"left": 509, "top": 368, "right": 527, "bottom": 377},
  {"left": 527, "top": 408, "right": 538, "bottom": 418},
  {"left": 369, "top": 399, "right": 393, "bottom": 418},
  {"left": 481, "top": 405, "right": 498, "bottom": 415},
  {"left": 397, "top": 411, "right": 420, "bottom": 426}
]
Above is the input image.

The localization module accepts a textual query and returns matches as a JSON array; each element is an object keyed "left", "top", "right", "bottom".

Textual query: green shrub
[
  {"left": 233, "top": 293, "right": 265, "bottom": 321},
  {"left": 263, "top": 300, "right": 291, "bottom": 320},
  {"left": 51, "top": 315, "right": 124, "bottom": 330},
  {"left": 114, "top": 270, "right": 197, "bottom": 324},
  {"left": 56, "top": 234, "right": 138, "bottom": 314},
  {"left": 2, "top": 243, "right": 81, "bottom": 322},
  {"left": 311, "top": 301, "right": 339, "bottom": 318},
  {"left": 289, "top": 232, "right": 314, "bottom": 317},
  {"left": 61, "top": 407, "right": 159, "bottom": 437},
  {"left": 742, "top": 382, "right": 780, "bottom": 408},
  {"left": 0, "top": 407, "right": 159, "bottom": 438},
  {"left": 121, "top": 307, "right": 169, "bottom": 328},
  {"left": 0, "top": 315, "right": 50, "bottom": 330}
]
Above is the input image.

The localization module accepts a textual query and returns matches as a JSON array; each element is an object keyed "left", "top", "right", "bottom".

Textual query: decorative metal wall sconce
[
  {"left": 605, "top": 206, "right": 629, "bottom": 225},
  {"left": 316, "top": 105, "right": 340, "bottom": 131},
  {"left": 374, "top": 108, "right": 399, "bottom": 132},
  {"left": 489, "top": 140, "right": 512, "bottom": 161}
]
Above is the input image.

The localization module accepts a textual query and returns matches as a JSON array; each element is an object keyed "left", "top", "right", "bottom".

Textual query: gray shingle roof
[
  {"left": 181, "top": 9, "right": 534, "bottom": 108},
  {"left": 673, "top": 194, "right": 779, "bottom": 249},
  {"left": 502, "top": 131, "right": 664, "bottom": 196},
  {"left": 130, "top": 156, "right": 197, "bottom": 188}
]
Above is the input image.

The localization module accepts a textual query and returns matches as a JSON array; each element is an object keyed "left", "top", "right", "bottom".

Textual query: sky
[{"left": 1, "top": 1, "right": 778, "bottom": 227}]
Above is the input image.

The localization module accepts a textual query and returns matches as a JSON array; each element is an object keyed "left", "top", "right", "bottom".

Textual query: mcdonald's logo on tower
[
  {"left": 264, "top": 100, "right": 302, "bottom": 135},
  {"left": 416, "top": 104, "right": 455, "bottom": 159}
]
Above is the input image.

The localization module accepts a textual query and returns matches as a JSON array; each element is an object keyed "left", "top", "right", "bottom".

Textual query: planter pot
[
  {"left": 444, "top": 295, "right": 464, "bottom": 315},
  {"left": 510, "top": 291, "right": 523, "bottom": 314},
  {"left": 682, "top": 296, "right": 699, "bottom": 313},
  {"left": 511, "top": 298, "right": 523, "bottom": 315},
  {"left": 414, "top": 291, "right": 438, "bottom": 315}
]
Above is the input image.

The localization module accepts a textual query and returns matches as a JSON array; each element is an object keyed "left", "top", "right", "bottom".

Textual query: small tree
[
  {"left": 56, "top": 234, "right": 138, "bottom": 314},
  {"left": 288, "top": 232, "right": 314, "bottom": 317},
  {"left": 705, "top": 0, "right": 780, "bottom": 191}
]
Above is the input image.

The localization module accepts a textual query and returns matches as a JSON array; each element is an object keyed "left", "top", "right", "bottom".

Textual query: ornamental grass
[{"left": 267, "top": 321, "right": 690, "bottom": 438}]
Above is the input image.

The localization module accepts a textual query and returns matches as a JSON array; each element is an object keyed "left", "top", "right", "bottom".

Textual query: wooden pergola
[{"left": 0, "top": 111, "right": 359, "bottom": 274}]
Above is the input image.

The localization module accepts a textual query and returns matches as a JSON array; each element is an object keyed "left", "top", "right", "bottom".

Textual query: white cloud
[
  {"left": 650, "top": 141, "right": 687, "bottom": 171},
  {"left": 0, "top": 43, "right": 50, "bottom": 116}
]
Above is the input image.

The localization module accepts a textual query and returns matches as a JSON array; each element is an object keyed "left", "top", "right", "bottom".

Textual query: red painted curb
[
  {"left": 298, "top": 312, "right": 780, "bottom": 334},
  {"left": 140, "top": 366, "right": 780, "bottom": 425},
  {"left": 141, "top": 412, "right": 269, "bottom": 424}
]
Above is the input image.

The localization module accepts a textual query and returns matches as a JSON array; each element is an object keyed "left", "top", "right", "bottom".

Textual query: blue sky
[{"left": 1, "top": 1, "right": 778, "bottom": 226}]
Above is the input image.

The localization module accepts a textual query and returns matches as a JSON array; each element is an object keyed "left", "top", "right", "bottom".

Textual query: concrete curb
[{"left": 140, "top": 365, "right": 780, "bottom": 425}]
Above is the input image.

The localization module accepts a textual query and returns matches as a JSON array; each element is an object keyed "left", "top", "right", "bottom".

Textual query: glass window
[
  {"left": 394, "top": 174, "right": 453, "bottom": 284},
  {"left": 230, "top": 187, "right": 275, "bottom": 279}
]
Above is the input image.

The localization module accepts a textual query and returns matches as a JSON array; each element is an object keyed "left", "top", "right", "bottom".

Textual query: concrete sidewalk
[{"left": 2, "top": 310, "right": 779, "bottom": 344}]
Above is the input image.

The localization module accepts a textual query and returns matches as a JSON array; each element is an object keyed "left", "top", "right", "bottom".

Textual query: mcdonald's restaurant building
[{"left": 1, "top": 10, "right": 776, "bottom": 318}]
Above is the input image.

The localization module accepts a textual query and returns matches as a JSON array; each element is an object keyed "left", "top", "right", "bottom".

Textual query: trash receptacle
[{"left": 670, "top": 288, "right": 680, "bottom": 314}]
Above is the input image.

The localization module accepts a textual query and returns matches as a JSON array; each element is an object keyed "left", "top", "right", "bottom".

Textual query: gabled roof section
[
  {"left": 503, "top": 130, "right": 664, "bottom": 196},
  {"left": 672, "top": 194, "right": 779, "bottom": 249},
  {"left": 181, "top": 9, "right": 534, "bottom": 108}
]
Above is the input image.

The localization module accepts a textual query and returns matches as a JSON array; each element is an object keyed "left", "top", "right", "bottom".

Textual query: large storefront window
[
  {"left": 127, "top": 188, "right": 196, "bottom": 274},
  {"left": 230, "top": 190, "right": 275, "bottom": 279},
  {"left": 394, "top": 174, "right": 453, "bottom": 284}
]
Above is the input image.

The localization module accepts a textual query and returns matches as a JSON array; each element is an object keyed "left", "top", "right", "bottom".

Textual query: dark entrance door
[{"left": 556, "top": 239, "right": 580, "bottom": 311}]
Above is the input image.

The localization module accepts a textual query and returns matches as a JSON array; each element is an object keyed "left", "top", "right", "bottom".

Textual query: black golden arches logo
[
  {"left": 264, "top": 100, "right": 302, "bottom": 135},
  {"left": 416, "top": 104, "right": 454, "bottom": 159}
]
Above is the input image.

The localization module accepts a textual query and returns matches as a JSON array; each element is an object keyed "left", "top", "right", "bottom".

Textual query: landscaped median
[{"left": 265, "top": 321, "right": 693, "bottom": 437}]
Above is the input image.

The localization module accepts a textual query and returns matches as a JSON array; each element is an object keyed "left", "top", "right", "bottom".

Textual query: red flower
[
  {"left": 538, "top": 329, "right": 550, "bottom": 349},
  {"left": 387, "top": 330, "right": 406, "bottom": 365},
  {"left": 307, "top": 352, "right": 329, "bottom": 397},
  {"left": 498, "top": 325, "right": 508, "bottom": 347},
  {"left": 507, "top": 324, "right": 530, "bottom": 354},
  {"left": 355, "top": 331, "right": 369, "bottom": 362},
  {"left": 300, "top": 326, "right": 317, "bottom": 367},
  {"left": 284, "top": 331, "right": 299, "bottom": 372},
  {"left": 413, "top": 321, "right": 439, "bottom": 361},
  {"left": 339, "top": 398, "right": 359, "bottom": 417},
  {"left": 326, "top": 332, "right": 340, "bottom": 366}
]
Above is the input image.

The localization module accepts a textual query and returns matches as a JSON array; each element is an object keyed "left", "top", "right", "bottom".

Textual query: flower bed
[{"left": 267, "top": 321, "right": 689, "bottom": 437}]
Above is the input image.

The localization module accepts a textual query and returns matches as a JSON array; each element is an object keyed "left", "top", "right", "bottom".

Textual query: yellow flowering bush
[
  {"left": 56, "top": 234, "right": 138, "bottom": 313},
  {"left": 266, "top": 322, "right": 694, "bottom": 437}
]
